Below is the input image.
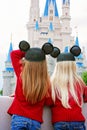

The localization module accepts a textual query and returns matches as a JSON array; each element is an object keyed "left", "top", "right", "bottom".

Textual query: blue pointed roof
[
  {"left": 77, "top": 54, "right": 83, "bottom": 59},
  {"left": 6, "top": 42, "right": 14, "bottom": 71},
  {"left": 49, "top": 22, "right": 53, "bottom": 31},
  {"left": 6, "top": 42, "right": 13, "bottom": 62},
  {"left": 35, "top": 21, "right": 39, "bottom": 30},
  {"left": 48, "top": 38, "right": 52, "bottom": 43},
  {"left": 44, "top": 0, "right": 59, "bottom": 17},
  {"left": 63, "top": 0, "right": 70, "bottom": 5},
  {"left": 75, "top": 36, "right": 83, "bottom": 59},
  {"left": 64, "top": 46, "right": 69, "bottom": 53},
  {"left": 75, "top": 36, "right": 79, "bottom": 46},
  {"left": 74, "top": 36, "right": 84, "bottom": 68}
]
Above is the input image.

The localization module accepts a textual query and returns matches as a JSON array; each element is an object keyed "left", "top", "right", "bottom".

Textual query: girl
[
  {"left": 50, "top": 45, "right": 87, "bottom": 130},
  {"left": 7, "top": 40, "right": 53, "bottom": 130}
]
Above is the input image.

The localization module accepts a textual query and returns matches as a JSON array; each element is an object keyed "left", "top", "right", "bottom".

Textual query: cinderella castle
[{"left": 2, "top": 0, "right": 87, "bottom": 96}]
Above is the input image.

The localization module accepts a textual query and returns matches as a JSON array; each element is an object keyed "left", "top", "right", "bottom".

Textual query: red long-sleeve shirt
[
  {"left": 7, "top": 50, "right": 49, "bottom": 123},
  {"left": 47, "top": 85, "right": 87, "bottom": 123}
]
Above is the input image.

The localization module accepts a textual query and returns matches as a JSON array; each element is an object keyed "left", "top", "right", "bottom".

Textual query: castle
[{"left": 2, "top": 0, "right": 87, "bottom": 96}]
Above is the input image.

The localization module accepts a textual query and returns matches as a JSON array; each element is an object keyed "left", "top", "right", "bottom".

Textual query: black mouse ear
[
  {"left": 51, "top": 47, "right": 60, "bottom": 58},
  {"left": 42, "top": 42, "right": 53, "bottom": 54},
  {"left": 19, "top": 40, "right": 30, "bottom": 52},
  {"left": 70, "top": 45, "right": 81, "bottom": 56}
]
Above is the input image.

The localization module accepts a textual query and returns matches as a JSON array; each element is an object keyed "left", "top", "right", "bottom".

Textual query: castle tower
[
  {"left": 42, "top": 0, "right": 62, "bottom": 49},
  {"left": 29, "top": 0, "right": 40, "bottom": 23},
  {"left": 43, "top": 0, "right": 59, "bottom": 18},
  {"left": 27, "top": 0, "right": 40, "bottom": 47},
  {"left": 2, "top": 41, "right": 16, "bottom": 96},
  {"left": 27, "top": 0, "right": 63, "bottom": 49},
  {"left": 26, "top": 0, "right": 73, "bottom": 75},
  {"left": 61, "top": 0, "right": 74, "bottom": 49},
  {"left": 26, "top": 0, "right": 81, "bottom": 75}
]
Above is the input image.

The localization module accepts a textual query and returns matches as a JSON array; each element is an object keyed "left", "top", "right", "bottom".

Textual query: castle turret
[
  {"left": 44, "top": 0, "right": 59, "bottom": 18},
  {"left": 29, "top": 0, "right": 40, "bottom": 23},
  {"left": 27, "top": 0, "right": 40, "bottom": 46},
  {"left": 2, "top": 41, "right": 16, "bottom": 96},
  {"left": 61, "top": 0, "right": 74, "bottom": 49}
]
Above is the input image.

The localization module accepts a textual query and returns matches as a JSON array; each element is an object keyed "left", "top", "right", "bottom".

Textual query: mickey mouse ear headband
[
  {"left": 19, "top": 40, "right": 54, "bottom": 62},
  {"left": 70, "top": 45, "right": 81, "bottom": 56},
  {"left": 51, "top": 45, "right": 81, "bottom": 62},
  {"left": 19, "top": 40, "right": 30, "bottom": 52}
]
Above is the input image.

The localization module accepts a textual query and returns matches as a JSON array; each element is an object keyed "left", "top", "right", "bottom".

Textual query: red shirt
[
  {"left": 50, "top": 85, "right": 87, "bottom": 123},
  {"left": 7, "top": 50, "right": 48, "bottom": 123}
]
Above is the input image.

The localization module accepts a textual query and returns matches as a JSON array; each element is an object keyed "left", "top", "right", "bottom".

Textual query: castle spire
[
  {"left": 49, "top": 22, "right": 53, "bottom": 31},
  {"left": 63, "top": 0, "right": 70, "bottom": 5},
  {"left": 75, "top": 36, "right": 83, "bottom": 64},
  {"left": 48, "top": 38, "right": 52, "bottom": 43},
  {"left": 6, "top": 34, "right": 13, "bottom": 62},
  {"left": 61, "top": 0, "right": 71, "bottom": 48},
  {"left": 2, "top": 36, "right": 15, "bottom": 96},
  {"left": 35, "top": 21, "right": 39, "bottom": 30},
  {"left": 75, "top": 36, "right": 79, "bottom": 47},
  {"left": 29, "top": 0, "right": 40, "bottom": 22},
  {"left": 75, "top": 27, "right": 80, "bottom": 47},
  {"left": 44, "top": 0, "right": 59, "bottom": 17}
]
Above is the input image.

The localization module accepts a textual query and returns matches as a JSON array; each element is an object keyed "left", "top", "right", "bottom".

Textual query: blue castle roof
[
  {"left": 6, "top": 42, "right": 13, "bottom": 62},
  {"left": 35, "top": 21, "right": 39, "bottom": 30},
  {"left": 75, "top": 36, "right": 79, "bottom": 46},
  {"left": 63, "top": 0, "right": 70, "bottom": 5},
  {"left": 49, "top": 22, "right": 53, "bottom": 31},
  {"left": 6, "top": 42, "right": 14, "bottom": 71},
  {"left": 75, "top": 36, "right": 83, "bottom": 59},
  {"left": 75, "top": 36, "right": 84, "bottom": 67},
  {"left": 44, "top": 0, "right": 59, "bottom": 17},
  {"left": 48, "top": 38, "right": 52, "bottom": 43},
  {"left": 64, "top": 46, "right": 69, "bottom": 53}
]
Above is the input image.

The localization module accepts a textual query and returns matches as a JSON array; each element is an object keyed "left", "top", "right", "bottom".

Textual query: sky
[{"left": 0, "top": 0, "right": 87, "bottom": 89}]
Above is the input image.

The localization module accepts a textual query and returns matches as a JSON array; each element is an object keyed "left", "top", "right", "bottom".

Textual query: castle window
[
  {"left": 50, "top": 10, "right": 53, "bottom": 14},
  {"left": 65, "top": 12, "right": 68, "bottom": 15},
  {"left": 49, "top": 16, "right": 53, "bottom": 21},
  {"left": 40, "top": 17, "right": 42, "bottom": 22}
]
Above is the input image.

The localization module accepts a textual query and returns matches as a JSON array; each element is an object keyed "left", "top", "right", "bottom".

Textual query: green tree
[
  {"left": 81, "top": 71, "right": 87, "bottom": 85},
  {"left": 0, "top": 89, "right": 3, "bottom": 95}
]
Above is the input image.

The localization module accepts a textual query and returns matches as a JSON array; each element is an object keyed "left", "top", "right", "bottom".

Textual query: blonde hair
[
  {"left": 51, "top": 61, "right": 85, "bottom": 108},
  {"left": 21, "top": 59, "right": 50, "bottom": 104}
]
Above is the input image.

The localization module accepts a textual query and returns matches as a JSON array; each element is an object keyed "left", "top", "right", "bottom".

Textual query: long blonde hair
[
  {"left": 51, "top": 61, "right": 85, "bottom": 108},
  {"left": 21, "top": 59, "right": 50, "bottom": 104}
]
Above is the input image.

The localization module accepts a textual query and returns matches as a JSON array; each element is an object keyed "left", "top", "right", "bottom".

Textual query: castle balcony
[
  {"left": 0, "top": 96, "right": 87, "bottom": 130},
  {"left": 39, "top": 32, "right": 62, "bottom": 40}
]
